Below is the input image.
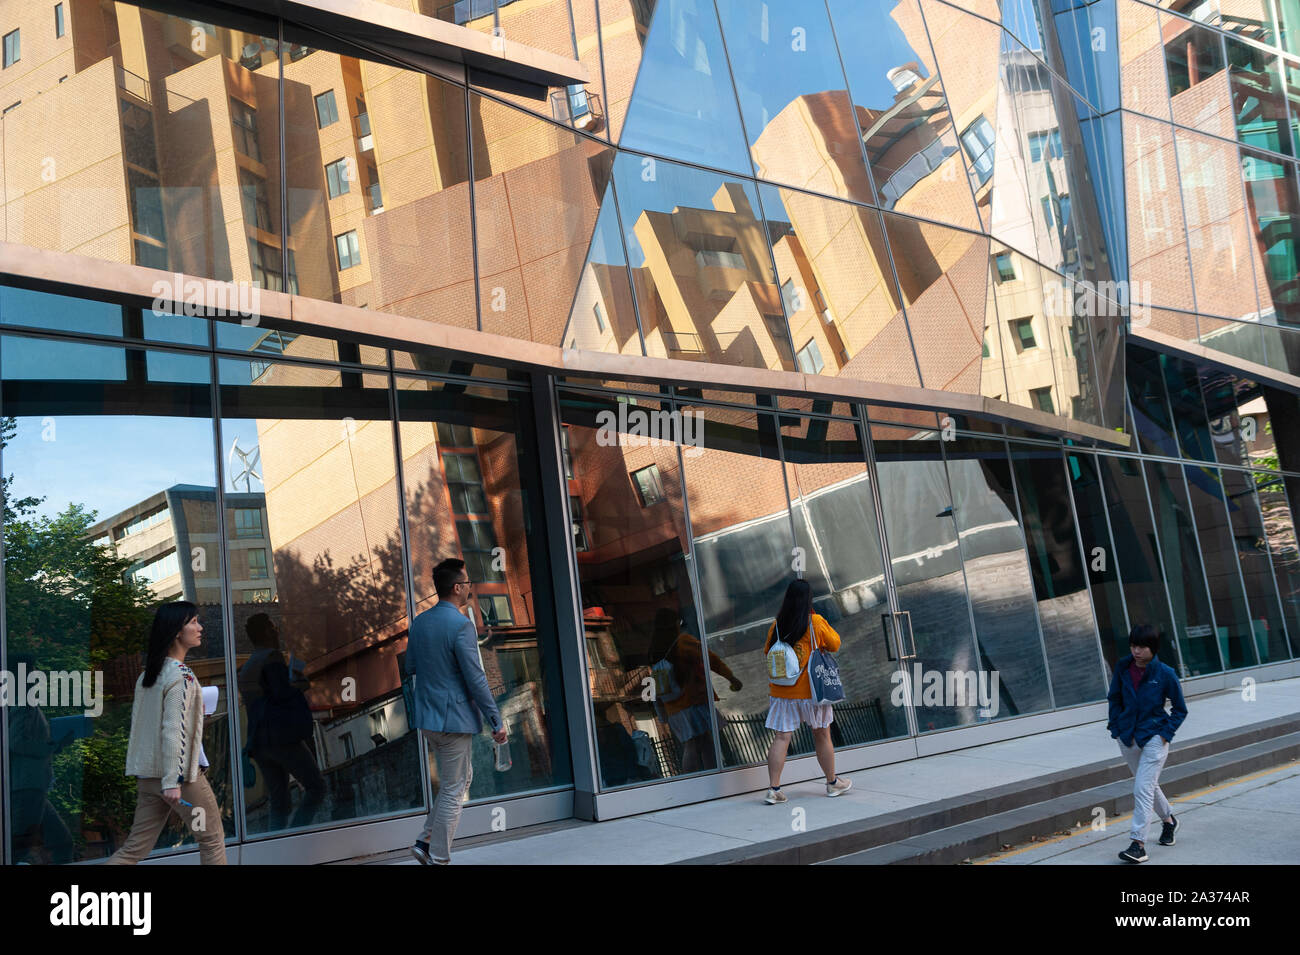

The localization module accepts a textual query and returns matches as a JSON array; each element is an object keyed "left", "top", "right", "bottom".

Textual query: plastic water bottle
[{"left": 494, "top": 739, "right": 512, "bottom": 772}]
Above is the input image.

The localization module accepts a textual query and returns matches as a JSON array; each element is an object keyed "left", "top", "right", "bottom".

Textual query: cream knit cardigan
[{"left": 124, "top": 658, "right": 204, "bottom": 787}]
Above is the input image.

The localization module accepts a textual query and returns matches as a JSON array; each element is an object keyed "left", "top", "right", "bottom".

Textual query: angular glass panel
[
  {"left": 872, "top": 434, "right": 984, "bottom": 731},
  {"left": 1203, "top": 364, "right": 1253, "bottom": 467},
  {"left": 1225, "top": 35, "right": 1292, "bottom": 155},
  {"left": 1200, "top": 314, "right": 1268, "bottom": 366},
  {"left": 1078, "top": 110, "right": 1128, "bottom": 286},
  {"left": 1009, "top": 442, "right": 1106, "bottom": 705},
  {"left": 0, "top": 285, "right": 210, "bottom": 347},
  {"left": 1126, "top": 346, "right": 1178, "bottom": 456},
  {"left": 561, "top": 182, "right": 645, "bottom": 355},
  {"left": 1255, "top": 470, "right": 1300, "bottom": 655},
  {"left": 780, "top": 415, "right": 909, "bottom": 743},
  {"left": 1183, "top": 464, "right": 1259, "bottom": 668},
  {"left": 828, "top": 0, "right": 979, "bottom": 228},
  {"left": 1119, "top": 0, "right": 1173, "bottom": 120},
  {"left": 1050, "top": 0, "right": 1120, "bottom": 113},
  {"left": 1097, "top": 453, "right": 1180, "bottom": 665},
  {"left": 882, "top": 212, "right": 992, "bottom": 396},
  {"left": 597, "top": 0, "right": 659, "bottom": 143},
  {"left": 1163, "top": 353, "right": 1216, "bottom": 461},
  {"left": 1174, "top": 130, "right": 1264, "bottom": 322},
  {"left": 453, "top": 0, "right": 612, "bottom": 140},
  {"left": 680, "top": 407, "right": 797, "bottom": 768},
  {"left": 611, "top": 153, "right": 793, "bottom": 370},
  {"left": 1145, "top": 459, "right": 1221, "bottom": 674},
  {"left": 717, "top": 0, "right": 874, "bottom": 204},
  {"left": 1164, "top": 18, "right": 1231, "bottom": 140},
  {"left": 470, "top": 92, "right": 616, "bottom": 343},
  {"left": 0, "top": 3, "right": 281, "bottom": 281},
  {"left": 1240, "top": 146, "right": 1300, "bottom": 326},
  {"left": 919, "top": 0, "right": 1003, "bottom": 230},
  {"left": 2, "top": 335, "right": 230, "bottom": 863},
  {"left": 618, "top": 0, "right": 752, "bottom": 174},
  {"left": 283, "top": 31, "right": 476, "bottom": 327},
  {"left": 557, "top": 392, "right": 723, "bottom": 785},
  {"left": 946, "top": 437, "right": 1052, "bottom": 717},
  {"left": 756, "top": 182, "right": 918, "bottom": 385},
  {"left": 1124, "top": 114, "right": 1197, "bottom": 314},
  {"left": 991, "top": 244, "right": 1062, "bottom": 414},
  {"left": 1182, "top": 0, "right": 1280, "bottom": 45},
  {"left": 1221, "top": 467, "right": 1290, "bottom": 662},
  {"left": 395, "top": 376, "right": 571, "bottom": 798},
  {"left": 218, "top": 357, "right": 417, "bottom": 835},
  {"left": 216, "top": 321, "right": 386, "bottom": 366},
  {"left": 1066, "top": 450, "right": 1131, "bottom": 671}
]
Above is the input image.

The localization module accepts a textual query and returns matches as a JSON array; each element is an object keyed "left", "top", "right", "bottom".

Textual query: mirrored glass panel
[
  {"left": 2, "top": 334, "right": 232, "bottom": 862},
  {"left": 1010, "top": 441, "right": 1106, "bottom": 705},
  {"left": 1255, "top": 470, "right": 1300, "bottom": 655},
  {"left": 717, "top": 0, "right": 874, "bottom": 204},
  {"left": 618, "top": 0, "right": 752, "bottom": 174},
  {"left": 872, "top": 431, "right": 983, "bottom": 731},
  {"left": 828, "top": 0, "right": 979, "bottom": 229},
  {"left": 1221, "top": 467, "right": 1291, "bottom": 662},
  {"left": 219, "top": 357, "right": 417, "bottom": 835},
  {"left": 1145, "top": 459, "right": 1221, "bottom": 674},
  {"left": 1119, "top": 0, "right": 1174, "bottom": 120},
  {"left": 612, "top": 153, "right": 794, "bottom": 370},
  {"left": 1066, "top": 450, "right": 1131, "bottom": 671},
  {"left": 1124, "top": 113, "right": 1197, "bottom": 313},
  {"left": 756, "top": 182, "right": 918, "bottom": 386},
  {"left": 945, "top": 437, "right": 1052, "bottom": 717},
  {"left": 679, "top": 406, "right": 798, "bottom": 768},
  {"left": 396, "top": 376, "right": 572, "bottom": 798},
  {"left": 1240, "top": 146, "right": 1300, "bottom": 327},
  {"left": 557, "top": 392, "right": 721, "bottom": 785},
  {"left": 1183, "top": 464, "right": 1260, "bottom": 668}
]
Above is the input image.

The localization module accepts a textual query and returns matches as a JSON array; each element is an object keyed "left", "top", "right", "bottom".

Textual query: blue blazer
[
  {"left": 1106, "top": 653, "right": 1188, "bottom": 748},
  {"left": 406, "top": 602, "right": 502, "bottom": 735}
]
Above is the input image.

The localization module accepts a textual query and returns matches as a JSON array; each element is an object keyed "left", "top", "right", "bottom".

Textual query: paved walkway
[{"left": 365, "top": 677, "right": 1300, "bottom": 865}]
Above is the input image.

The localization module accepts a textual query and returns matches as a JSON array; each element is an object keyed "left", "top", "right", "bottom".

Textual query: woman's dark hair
[
  {"left": 775, "top": 579, "right": 813, "bottom": 643},
  {"left": 143, "top": 601, "right": 199, "bottom": 687},
  {"left": 649, "top": 607, "right": 681, "bottom": 664},
  {"left": 1128, "top": 623, "right": 1160, "bottom": 655}
]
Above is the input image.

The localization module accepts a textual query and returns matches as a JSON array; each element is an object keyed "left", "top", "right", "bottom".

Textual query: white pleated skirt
[{"left": 765, "top": 696, "right": 834, "bottom": 732}]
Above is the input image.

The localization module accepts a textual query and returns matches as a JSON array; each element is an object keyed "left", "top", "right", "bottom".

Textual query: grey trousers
[
  {"left": 1119, "top": 736, "right": 1172, "bottom": 842},
  {"left": 418, "top": 730, "right": 474, "bottom": 863}
]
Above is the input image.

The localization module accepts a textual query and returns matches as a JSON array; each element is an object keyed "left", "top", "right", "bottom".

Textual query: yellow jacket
[{"left": 764, "top": 613, "right": 841, "bottom": 700}]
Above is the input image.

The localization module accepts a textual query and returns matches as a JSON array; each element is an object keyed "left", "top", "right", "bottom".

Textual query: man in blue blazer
[
  {"left": 1106, "top": 624, "right": 1188, "bottom": 864},
  {"left": 407, "top": 558, "right": 506, "bottom": 865}
]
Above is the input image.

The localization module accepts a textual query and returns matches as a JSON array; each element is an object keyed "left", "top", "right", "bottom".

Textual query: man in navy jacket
[{"left": 1106, "top": 624, "right": 1188, "bottom": 863}]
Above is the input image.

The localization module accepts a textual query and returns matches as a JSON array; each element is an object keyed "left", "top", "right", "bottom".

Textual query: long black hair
[
  {"left": 143, "top": 601, "right": 199, "bottom": 687},
  {"left": 774, "top": 579, "right": 813, "bottom": 643}
]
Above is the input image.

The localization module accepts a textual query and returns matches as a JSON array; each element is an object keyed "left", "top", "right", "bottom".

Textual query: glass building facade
[{"left": 1, "top": 0, "right": 1299, "bottom": 863}]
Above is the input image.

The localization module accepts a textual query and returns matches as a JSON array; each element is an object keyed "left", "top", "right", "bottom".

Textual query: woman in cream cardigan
[{"left": 106, "top": 601, "right": 226, "bottom": 864}]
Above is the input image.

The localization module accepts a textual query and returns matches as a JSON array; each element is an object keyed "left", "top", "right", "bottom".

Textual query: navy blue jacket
[{"left": 1106, "top": 653, "right": 1187, "bottom": 748}]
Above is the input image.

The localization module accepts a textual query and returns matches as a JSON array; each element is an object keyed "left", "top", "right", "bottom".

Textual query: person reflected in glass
[
  {"left": 407, "top": 559, "right": 506, "bottom": 865},
  {"left": 8, "top": 654, "right": 75, "bottom": 864},
  {"left": 106, "top": 601, "right": 227, "bottom": 864},
  {"left": 763, "top": 579, "right": 851, "bottom": 803},
  {"left": 1108, "top": 624, "right": 1187, "bottom": 864},
  {"left": 647, "top": 608, "right": 741, "bottom": 774},
  {"left": 237, "top": 613, "right": 325, "bottom": 832}
]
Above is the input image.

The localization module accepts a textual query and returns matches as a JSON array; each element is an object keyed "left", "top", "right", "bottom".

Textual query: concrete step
[
  {"left": 681, "top": 715, "right": 1300, "bottom": 865},
  {"left": 825, "top": 731, "right": 1300, "bottom": 865}
]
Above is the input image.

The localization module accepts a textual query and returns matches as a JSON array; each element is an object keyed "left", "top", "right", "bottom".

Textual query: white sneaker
[
  {"left": 764, "top": 788, "right": 788, "bottom": 804},
  {"left": 825, "top": 776, "right": 853, "bottom": 797}
]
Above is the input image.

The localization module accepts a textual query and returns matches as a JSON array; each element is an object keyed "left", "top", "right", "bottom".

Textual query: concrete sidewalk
[{"left": 361, "top": 677, "right": 1300, "bottom": 865}]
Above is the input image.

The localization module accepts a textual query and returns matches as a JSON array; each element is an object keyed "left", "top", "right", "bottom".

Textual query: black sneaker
[
  {"left": 1159, "top": 815, "right": 1178, "bottom": 846},
  {"left": 411, "top": 840, "right": 433, "bottom": 865},
  {"left": 1118, "top": 840, "right": 1148, "bottom": 864}
]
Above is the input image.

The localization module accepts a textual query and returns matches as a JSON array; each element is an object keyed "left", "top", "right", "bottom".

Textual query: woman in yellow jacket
[{"left": 762, "top": 579, "right": 852, "bottom": 803}]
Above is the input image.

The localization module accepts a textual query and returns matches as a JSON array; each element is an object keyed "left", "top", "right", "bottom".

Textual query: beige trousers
[
  {"left": 105, "top": 773, "right": 227, "bottom": 865},
  {"left": 418, "top": 730, "right": 474, "bottom": 863}
]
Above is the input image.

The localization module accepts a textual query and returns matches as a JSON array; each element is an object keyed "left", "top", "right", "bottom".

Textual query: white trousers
[{"left": 1119, "top": 736, "right": 1172, "bottom": 842}]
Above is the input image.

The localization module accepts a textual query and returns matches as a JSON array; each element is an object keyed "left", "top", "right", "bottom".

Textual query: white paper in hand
[{"left": 202, "top": 685, "right": 219, "bottom": 716}]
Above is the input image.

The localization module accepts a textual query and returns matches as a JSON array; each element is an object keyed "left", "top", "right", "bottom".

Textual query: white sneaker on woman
[
  {"left": 764, "top": 788, "right": 788, "bottom": 804},
  {"left": 825, "top": 776, "right": 853, "bottom": 797}
]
